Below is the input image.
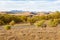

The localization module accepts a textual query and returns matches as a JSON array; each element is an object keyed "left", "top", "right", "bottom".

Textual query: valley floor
[{"left": 0, "top": 24, "right": 60, "bottom": 40}]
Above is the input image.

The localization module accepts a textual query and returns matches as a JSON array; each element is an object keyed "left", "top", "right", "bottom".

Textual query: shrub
[
  {"left": 27, "top": 17, "right": 37, "bottom": 25},
  {"left": 9, "top": 20, "right": 15, "bottom": 25},
  {"left": 48, "top": 19, "right": 59, "bottom": 27},
  {"left": 39, "top": 15, "right": 46, "bottom": 20},
  {"left": 56, "top": 19, "right": 60, "bottom": 24},
  {"left": 0, "top": 20, "right": 5, "bottom": 25},
  {"left": 41, "top": 24, "right": 47, "bottom": 27},
  {"left": 34, "top": 20, "right": 45, "bottom": 27},
  {"left": 20, "top": 16, "right": 27, "bottom": 23},
  {"left": 2, "top": 14, "right": 12, "bottom": 24},
  {"left": 12, "top": 16, "right": 22, "bottom": 23},
  {"left": 4, "top": 25, "right": 11, "bottom": 30}
]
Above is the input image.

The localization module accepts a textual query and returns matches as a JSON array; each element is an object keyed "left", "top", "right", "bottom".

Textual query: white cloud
[{"left": 0, "top": 1, "right": 60, "bottom": 12}]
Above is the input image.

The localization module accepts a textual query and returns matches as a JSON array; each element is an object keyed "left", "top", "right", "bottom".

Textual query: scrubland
[{"left": 0, "top": 11, "right": 60, "bottom": 40}]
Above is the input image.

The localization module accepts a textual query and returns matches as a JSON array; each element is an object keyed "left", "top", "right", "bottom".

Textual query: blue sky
[{"left": 0, "top": 0, "right": 60, "bottom": 12}]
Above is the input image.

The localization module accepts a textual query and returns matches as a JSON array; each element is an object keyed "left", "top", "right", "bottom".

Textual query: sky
[{"left": 0, "top": 0, "right": 60, "bottom": 12}]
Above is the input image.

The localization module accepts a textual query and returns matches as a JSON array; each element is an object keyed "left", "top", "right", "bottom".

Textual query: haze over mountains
[
  {"left": 9, "top": 10, "right": 25, "bottom": 13},
  {"left": 0, "top": 10, "right": 55, "bottom": 16},
  {"left": 4, "top": 10, "right": 50, "bottom": 13}
]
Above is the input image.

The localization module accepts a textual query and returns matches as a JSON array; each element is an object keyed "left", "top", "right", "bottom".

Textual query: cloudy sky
[{"left": 0, "top": 0, "right": 60, "bottom": 12}]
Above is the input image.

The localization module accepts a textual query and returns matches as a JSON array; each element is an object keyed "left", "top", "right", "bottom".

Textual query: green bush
[
  {"left": 41, "top": 24, "right": 47, "bottom": 27},
  {"left": 0, "top": 11, "right": 60, "bottom": 25},
  {"left": 9, "top": 20, "right": 15, "bottom": 25},
  {"left": 34, "top": 20, "right": 45, "bottom": 27},
  {"left": 0, "top": 20, "right": 5, "bottom": 25},
  {"left": 56, "top": 19, "right": 60, "bottom": 24},
  {"left": 48, "top": 19, "right": 59, "bottom": 27},
  {"left": 20, "top": 16, "right": 27, "bottom": 23},
  {"left": 2, "top": 14, "right": 12, "bottom": 24},
  {"left": 27, "top": 17, "right": 37, "bottom": 25},
  {"left": 39, "top": 15, "right": 46, "bottom": 20},
  {"left": 4, "top": 25, "right": 11, "bottom": 30}
]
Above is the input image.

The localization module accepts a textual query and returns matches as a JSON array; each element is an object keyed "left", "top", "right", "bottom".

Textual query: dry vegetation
[
  {"left": 0, "top": 26, "right": 60, "bottom": 40},
  {"left": 0, "top": 11, "right": 60, "bottom": 40}
]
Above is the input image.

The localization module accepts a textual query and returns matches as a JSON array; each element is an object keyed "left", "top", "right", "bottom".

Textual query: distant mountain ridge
[
  {"left": 0, "top": 10, "right": 51, "bottom": 15},
  {"left": 9, "top": 10, "right": 25, "bottom": 13}
]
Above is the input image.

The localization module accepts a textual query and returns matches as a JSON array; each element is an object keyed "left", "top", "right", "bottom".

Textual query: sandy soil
[{"left": 0, "top": 24, "right": 60, "bottom": 40}]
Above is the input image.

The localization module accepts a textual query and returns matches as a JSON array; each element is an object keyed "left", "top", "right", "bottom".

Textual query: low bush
[
  {"left": 41, "top": 24, "right": 47, "bottom": 27},
  {"left": 27, "top": 17, "right": 37, "bottom": 25},
  {"left": 0, "top": 20, "right": 5, "bottom": 25},
  {"left": 34, "top": 20, "right": 45, "bottom": 27},
  {"left": 9, "top": 20, "right": 15, "bottom": 25},
  {"left": 48, "top": 19, "right": 59, "bottom": 27},
  {"left": 4, "top": 25, "right": 11, "bottom": 30},
  {"left": 57, "top": 19, "right": 60, "bottom": 24}
]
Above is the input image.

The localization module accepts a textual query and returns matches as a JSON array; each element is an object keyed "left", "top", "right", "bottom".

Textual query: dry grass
[{"left": 0, "top": 24, "right": 60, "bottom": 40}]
